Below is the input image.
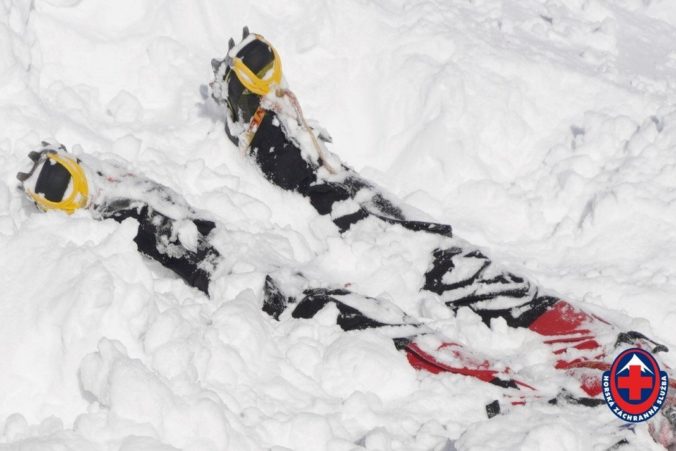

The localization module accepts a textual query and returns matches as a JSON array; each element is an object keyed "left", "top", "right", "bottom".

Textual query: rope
[{"left": 275, "top": 88, "right": 339, "bottom": 174}]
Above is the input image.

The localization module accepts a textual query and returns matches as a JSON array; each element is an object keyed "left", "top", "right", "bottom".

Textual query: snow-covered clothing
[{"left": 209, "top": 39, "right": 676, "bottom": 427}]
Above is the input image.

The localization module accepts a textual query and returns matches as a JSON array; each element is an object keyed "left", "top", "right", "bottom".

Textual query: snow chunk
[{"left": 319, "top": 333, "right": 417, "bottom": 400}]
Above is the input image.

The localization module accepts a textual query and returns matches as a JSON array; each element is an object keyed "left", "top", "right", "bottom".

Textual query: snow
[
  {"left": 619, "top": 353, "right": 654, "bottom": 375},
  {"left": 1, "top": 0, "right": 676, "bottom": 450}
]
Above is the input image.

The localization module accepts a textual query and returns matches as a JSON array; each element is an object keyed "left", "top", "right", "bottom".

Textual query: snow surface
[{"left": 1, "top": 0, "right": 676, "bottom": 450}]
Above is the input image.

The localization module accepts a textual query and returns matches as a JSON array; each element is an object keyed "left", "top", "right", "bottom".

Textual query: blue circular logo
[{"left": 602, "top": 348, "right": 669, "bottom": 422}]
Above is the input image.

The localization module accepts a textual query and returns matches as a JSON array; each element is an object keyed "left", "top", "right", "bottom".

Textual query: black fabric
[
  {"left": 238, "top": 39, "right": 274, "bottom": 74},
  {"left": 363, "top": 192, "right": 406, "bottom": 221},
  {"left": 337, "top": 176, "right": 407, "bottom": 221},
  {"left": 262, "top": 279, "right": 401, "bottom": 332},
  {"left": 392, "top": 337, "right": 413, "bottom": 350},
  {"left": 224, "top": 39, "right": 274, "bottom": 124},
  {"left": 99, "top": 200, "right": 218, "bottom": 295},
  {"left": 307, "top": 182, "right": 351, "bottom": 215},
  {"left": 194, "top": 218, "right": 217, "bottom": 237},
  {"left": 307, "top": 175, "right": 452, "bottom": 235},
  {"left": 488, "top": 377, "right": 519, "bottom": 389},
  {"left": 615, "top": 331, "right": 669, "bottom": 353},
  {"left": 548, "top": 390, "right": 606, "bottom": 407},
  {"left": 229, "top": 83, "right": 261, "bottom": 124},
  {"left": 246, "top": 111, "right": 457, "bottom": 236},
  {"left": 373, "top": 214, "right": 453, "bottom": 237},
  {"left": 35, "top": 159, "right": 71, "bottom": 202},
  {"left": 424, "top": 248, "right": 487, "bottom": 294},
  {"left": 262, "top": 275, "right": 288, "bottom": 320},
  {"left": 421, "top": 246, "right": 550, "bottom": 328},
  {"left": 292, "top": 288, "right": 393, "bottom": 331},
  {"left": 333, "top": 208, "right": 370, "bottom": 233},
  {"left": 473, "top": 294, "right": 559, "bottom": 329},
  {"left": 485, "top": 400, "right": 501, "bottom": 418},
  {"left": 249, "top": 112, "right": 317, "bottom": 192},
  {"left": 224, "top": 119, "right": 240, "bottom": 146},
  {"left": 307, "top": 183, "right": 371, "bottom": 233},
  {"left": 237, "top": 98, "right": 562, "bottom": 332},
  {"left": 448, "top": 284, "right": 532, "bottom": 310}
]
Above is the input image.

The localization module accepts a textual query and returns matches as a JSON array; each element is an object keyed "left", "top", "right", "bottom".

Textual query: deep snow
[{"left": 1, "top": 0, "right": 676, "bottom": 450}]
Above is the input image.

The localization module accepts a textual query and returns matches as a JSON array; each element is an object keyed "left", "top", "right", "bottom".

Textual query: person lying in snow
[
  {"left": 15, "top": 141, "right": 676, "bottom": 449},
  {"left": 209, "top": 28, "right": 676, "bottom": 446},
  {"left": 13, "top": 30, "right": 675, "bottom": 447},
  {"left": 14, "top": 142, "right": 670, "bottom": 402}
]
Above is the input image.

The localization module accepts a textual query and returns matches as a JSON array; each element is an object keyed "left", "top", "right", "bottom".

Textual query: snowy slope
[{"left": 1, "top": 0, "right": 676, "bottom": 450}]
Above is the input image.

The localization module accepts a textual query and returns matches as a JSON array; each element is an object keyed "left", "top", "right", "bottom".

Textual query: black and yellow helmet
[
  {"left": 16, "top": 144, "right": 89, "bottom": 214},
  {"left": 211, "top": 27, "right": 282, "bottom": 126}
]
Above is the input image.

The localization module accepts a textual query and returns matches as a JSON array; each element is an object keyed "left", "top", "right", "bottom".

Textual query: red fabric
[
  {"left": 403, "top": 300, "right": 672, "bottom": 403},
  {"left": 405, "top": 340, "right": 609, "bottom": 397},
  {"left": 405, "top": 342, "right": 497, "bottom": 382},
  {"left": 528, "top": 301, "right": 595, "bottom": 336},
  {"left": 405, "top": 342, "right": 536, "bottom": 391},
  {"left": 404, "top": 300, "right": 614, "bottom": 398},
  {"left": 529, "top": 300, "right": 609, "bottom": 377}
]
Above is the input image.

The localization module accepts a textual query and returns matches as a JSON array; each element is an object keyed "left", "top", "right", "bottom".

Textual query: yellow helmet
[{"left": 17, "top": 146, "right": 89, "bottom": 214}]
